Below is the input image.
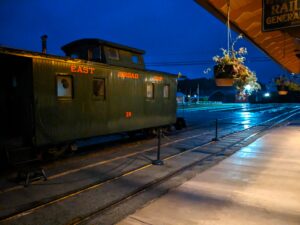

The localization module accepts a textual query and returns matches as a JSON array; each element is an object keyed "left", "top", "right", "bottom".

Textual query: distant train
[{"left": 0, "top": 37, "right": 178, "bottom": 162}]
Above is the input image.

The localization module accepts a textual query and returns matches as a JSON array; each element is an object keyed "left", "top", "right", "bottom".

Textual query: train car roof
[
  {"left": 61, "top": 38, "right": 145, "bottom": 55},
  {"left": 0, "top": 46, "right": 68, "bottom": 60},
  {"left": 0, "top": 46, "right": 177, "bottom": 77}
]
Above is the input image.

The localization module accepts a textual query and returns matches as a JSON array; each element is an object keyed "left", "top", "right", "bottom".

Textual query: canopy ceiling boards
[{"left": 195, "top": 0, "right": 300, "bottom": 74}]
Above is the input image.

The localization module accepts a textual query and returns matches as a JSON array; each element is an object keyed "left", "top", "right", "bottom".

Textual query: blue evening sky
[{"left": 0, "top": 0, "right": 287, "bottom": 83}]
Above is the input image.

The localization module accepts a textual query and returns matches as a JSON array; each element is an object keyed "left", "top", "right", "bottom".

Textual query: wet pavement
[{"left": 118, "top": 121, "right": 300, "bottom": 225}]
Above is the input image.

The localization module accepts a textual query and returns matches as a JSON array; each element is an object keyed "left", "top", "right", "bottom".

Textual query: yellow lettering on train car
[
  {"left": 153, "top": 76, "right": 163, "bottom": 81},
  {"left": 118, "top": 72, "right": 139, "bottom": 79},
  {"left": 70, "top": 65, "right": 95, "bottom": 74},
  {"left": 145, "top": 76, "right": 164, "bottom": 83},
  {"left": 125, "top": 111, "right": 132, "bottom": 118}
]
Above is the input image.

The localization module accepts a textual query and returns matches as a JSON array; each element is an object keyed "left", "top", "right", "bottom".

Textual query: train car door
[{"left": 0, "top": 54, "right": 34, "bottom": 147}]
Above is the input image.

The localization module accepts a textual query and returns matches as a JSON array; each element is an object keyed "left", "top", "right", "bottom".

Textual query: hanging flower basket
[
  {"left": 275, "top": 76, "right": 300, "bottom": 96},
  {"left": 209, "top": 0, "right": 260, "bottom": 98},
  {"left": 277, "top": 85, "right": 288, "bottom": 95},
  {"left": 214, "top": 64, "right": 234, "bottom": 86},
  {"left": 275, "top": 76, "right": 291, "bottom": 96},
  {"left": 211, "top": 35, "right": 260, "bottom": 98}
]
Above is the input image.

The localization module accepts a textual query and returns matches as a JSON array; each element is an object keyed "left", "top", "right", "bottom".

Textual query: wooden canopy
[{"left": 195, "top": 0, "right": 300, "bottom": 74}]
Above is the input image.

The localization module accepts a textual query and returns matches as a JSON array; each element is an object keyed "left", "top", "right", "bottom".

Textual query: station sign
[{"left": 262, "top": 0, "right": 300, "bottom": 31}]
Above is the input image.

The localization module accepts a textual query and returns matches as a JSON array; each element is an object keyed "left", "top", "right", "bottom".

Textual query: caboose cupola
[{"left": 61, "top": 38, "right": 145, "bottom": 69}]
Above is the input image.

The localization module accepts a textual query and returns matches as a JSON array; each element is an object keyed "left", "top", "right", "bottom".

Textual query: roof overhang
[{"left": 195, "top": 0, "right": 300, "bottom": 74}]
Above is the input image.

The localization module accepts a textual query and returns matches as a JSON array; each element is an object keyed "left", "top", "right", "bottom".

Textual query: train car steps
[{"left": 5, "top": 146, "right": 47, "bottom": 187}]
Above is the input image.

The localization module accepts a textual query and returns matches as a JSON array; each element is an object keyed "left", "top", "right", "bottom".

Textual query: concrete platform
[{"left": 118, "top": 124, "right": 300, "bottom": 225}]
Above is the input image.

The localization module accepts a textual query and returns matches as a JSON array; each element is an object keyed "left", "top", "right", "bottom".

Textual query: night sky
[{"left": 0, "top": 0, "right": 287, "bottom": 83}]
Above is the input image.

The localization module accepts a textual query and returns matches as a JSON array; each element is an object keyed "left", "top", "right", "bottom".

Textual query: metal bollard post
[
  {"left": 212, "top": 119, "right": 219, "bottom": 141},
  {"left": 152, "top": 128, "right": 164, "bottom": 165}
]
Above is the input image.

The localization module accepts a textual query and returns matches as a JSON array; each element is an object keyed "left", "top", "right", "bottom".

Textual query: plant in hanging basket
[
  {"left": 212, "top": 35, "right": 245, "bottom": 87},
  {"left": 275, "top": 76, "right": 300, "bottom": 95},
  {"left": 213, "top": 64, "right": 235, "bottom": 86},
  {"left": 288, "top": 81, "right": 300, "bottom": 91},
  {"left": 233, "top": 64, "right": 260, "bottom": 95},
  {"left": 212, "top": 35, "right": 260, "bottom": 98},
  {"left": 275, "top": 76, "right": 289, "bottom": 95}
]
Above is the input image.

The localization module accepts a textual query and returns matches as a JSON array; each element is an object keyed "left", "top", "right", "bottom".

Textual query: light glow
[
  {"left": 241, "top": 112, "right": 251, "bottom": 119},
  {"left": 245, "top": 84, "right": 252, "bottom": 91}
]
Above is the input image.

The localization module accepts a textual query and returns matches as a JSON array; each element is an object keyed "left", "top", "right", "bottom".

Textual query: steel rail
[
  {"left": 175, "top": 105, "right": 297, "bottom": 135},
  {"left": 1, "top": 107, "right": 299, "bottom": 224}
]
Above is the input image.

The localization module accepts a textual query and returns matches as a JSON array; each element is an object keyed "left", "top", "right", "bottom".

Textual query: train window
[
  {"left": 146, "top": 83, "right": 154, "bottom": 99},
  {"left": 93, "top": 47, "right": 101, "bottom": 61},
  {"left": 93, "top": 78, "right": 105, "bottom": 100},
  {"left": 56, "top": 75, "right": 73, "bottom": 99},
  {"left": 12, "top": 76, "right": 17, "bottom": 87},
  {"left": 107, "top": 48, "right": 119, "bottom": 60},
  {"left": 163, "top": 84, "right": 170, "bottom": 98},
  {"left": 88, "top": 49, "right": 93, "bottom": 60},
  {"left": 131, "top": 55, "right": 139, "bottom": 64}
]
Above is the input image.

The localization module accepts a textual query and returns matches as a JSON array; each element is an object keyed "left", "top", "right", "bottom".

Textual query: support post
[
  {"left": 212, "top": 119, "right": 219, "bottom": 141},
  {"left": 152, "top": 128, "right": 164, "bottom": 165}
]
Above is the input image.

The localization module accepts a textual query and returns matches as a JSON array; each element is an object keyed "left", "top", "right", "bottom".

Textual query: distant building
[{"left": 176, "top": 92, "right": 185, "bottom": 104}]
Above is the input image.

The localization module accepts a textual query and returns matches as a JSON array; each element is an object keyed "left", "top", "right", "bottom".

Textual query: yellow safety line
[
  {"left": 1, "top": 163, "right": 152, "bottom": 222},
  {"left": 0, "top": 132, "right": 205, "bottom": 194}
]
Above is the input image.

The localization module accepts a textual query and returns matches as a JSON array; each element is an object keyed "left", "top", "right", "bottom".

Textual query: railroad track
[
  {"left": 1, "top": 107, "right": 300, "bottom": 225},
  {"left": 0, "top": 105, "right": 293, "bottom": 193},
  {"left": 177, "top": 104, "right": 298, "bottom": 132}
]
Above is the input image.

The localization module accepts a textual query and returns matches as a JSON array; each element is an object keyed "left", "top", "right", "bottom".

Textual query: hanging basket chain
[
  {"left": 226, "top": 0, "right": 231, "bottom": 55},
  {"left": 212, "top": 0, "right": 261, "bottom": 94}
]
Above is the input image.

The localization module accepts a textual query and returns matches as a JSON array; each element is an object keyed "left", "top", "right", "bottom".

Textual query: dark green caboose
[{"left": 0, "top": 38, "right": 177, "bottom": 160}]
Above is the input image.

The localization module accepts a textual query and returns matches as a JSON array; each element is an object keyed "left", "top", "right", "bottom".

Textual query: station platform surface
[{"left": 118, "top": 123, "right": 300, "bottom": 225}]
